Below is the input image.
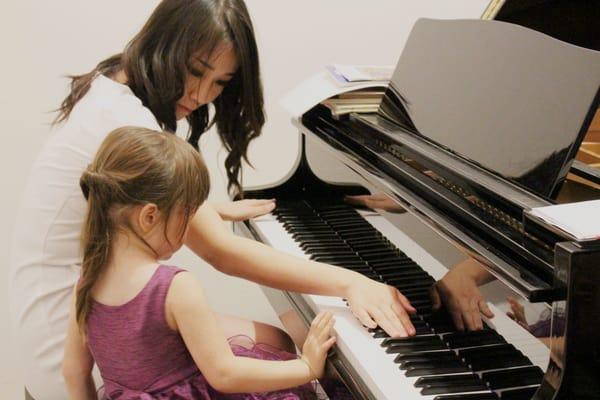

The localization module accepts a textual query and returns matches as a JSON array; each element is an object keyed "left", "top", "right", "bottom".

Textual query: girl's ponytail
[{"left": 76, "top": 171, "right": 119, "bottom": 335}]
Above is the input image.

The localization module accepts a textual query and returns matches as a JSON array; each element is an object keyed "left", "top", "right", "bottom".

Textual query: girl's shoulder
[
  {"left": 165, "top": 266, "right": 202, "bottom": 301},
  {"left": 163, "top": 266, "right": 206, "bottom": 331}
]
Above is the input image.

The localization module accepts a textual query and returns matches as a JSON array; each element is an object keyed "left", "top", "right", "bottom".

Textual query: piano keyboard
[{"left": 253, "top": 200, "right": 550, "bottom": 400}]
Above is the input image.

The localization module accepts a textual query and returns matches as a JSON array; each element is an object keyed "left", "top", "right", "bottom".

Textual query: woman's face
[{"left": 176, "top": 44, "right": 238, "bottom": 120}]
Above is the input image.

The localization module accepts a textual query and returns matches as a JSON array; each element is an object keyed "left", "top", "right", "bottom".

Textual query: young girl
[{"left": 62, "top": 126, "right": 336, "bottom": 399}]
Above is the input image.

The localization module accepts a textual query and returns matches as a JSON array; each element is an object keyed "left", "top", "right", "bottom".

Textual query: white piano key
[{"left": 254, "top": 212, "right": 550, "bottom": 399}]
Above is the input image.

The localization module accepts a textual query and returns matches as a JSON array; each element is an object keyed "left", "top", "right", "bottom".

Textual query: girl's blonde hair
[{"left": 77, "top": 126, "right": 210, "bottom": 333}]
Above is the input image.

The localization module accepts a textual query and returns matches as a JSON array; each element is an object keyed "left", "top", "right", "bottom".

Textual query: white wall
[{"left": 0, "top": 1, "right": 489, "bottom": 397}]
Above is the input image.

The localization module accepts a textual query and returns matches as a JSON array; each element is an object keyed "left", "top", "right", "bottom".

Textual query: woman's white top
[{"left": 9, "top": 75, "right": 160, "bottom": 400}]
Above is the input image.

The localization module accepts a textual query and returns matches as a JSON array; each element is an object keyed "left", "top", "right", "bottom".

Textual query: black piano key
[
  {"left": 301, "top": 242, "right": 349, "bottom": 249},
  {"left": 434, "top": 394, "right": 498, "bottom": 400},
  {"left": 400, "top": 287, "right": 433, "bottom": 296},
  {"left": 276, "top": 215, "right": 319, "bottom": 222},
  {"left": 292, "top": 233, "right": 338, "bottom": 241},
  {"left": 387, "top": 276, "right": 435, "bottom": 286},
  {"left": 372, "top": 330, "right": 389, "bottom": 339},
  {"left": 394, "top": 350, "right": 457, "bottom": 365},
  {"left": 304, "top": 247, "right": 354, "bottom": 256},
  {"left": 338, "top": 231, "right": 382, "bottom": 240},
  {"left": 421, "top": 381, "right": 489, "bottom": 396},
  {"left": 354, "top": 242, "right": 403, "bottom": 253},
  {"left": 403, "top": 292, "right": 432, "bottom": 302},
  {"left": 385, "top": 341, "right": 448, "bottom": 354},
  {"left": 299, "top": 239, "right": 345, "bottom": 247},
  {"left": 383, "top": 272, "right": 433, "bottom": 283},
  {"left": 307, "top": 251, "right": 358, "bottom": 259},
  {"left": 392, "top": 281, "right": 436, "bottom": 291},
  {"left": 306, "top": 248, "right": 355, "bottom": 256},
  {"left": 378, "top": 268, "right": 425, "bottom": 278},
  {"left": 458, "top": 344, "right": 517, "bottom": 360},
  {"left": 444, "top": 330, "right": 506, "bottom": 348},
  {"left": 415, "top": 373, "right": 481, "bottom": 388},
  {"left": 336, "top": 229, "right": 381, "bottom": 238},
  {"left": 381, "top": 335, "right": 441, "bottom": 347},
  {"left": 326, "top": 219, "right": 365, "bottom": 226},
  {"left": 339, "top": 262, "right": 372, "bottom": 269},
  {"left": 285, "top": 222, "right": 329, "bottom": 229},
  {"left": 332, "top": 222, "right": 378, "bottom": 230},
  {"left": 310, "top": 255, "right": 364, "bottom": 263},
  {"left": 470, "top": 354, "right": 532, "bottom": 371},
  {"left": 403, "top": 359, "right": 469, "bottom": 375},
  {"left": 355, "top": 248, "right": 400, "bottom": 257},
  {"left": 499, "top": 386, "right": 539, "bottom": 400},
  {"left": 425, "top": 312, "right": 458, "bottom": 334},
  {"left": 404, "top": 363, "right": 470, "bottom": 378},
  {"left": 482, "top": 366, "right": 544, "bottom": 390},
  {"left": 369, "top": 259, "right": 416, "bottom": 268}
]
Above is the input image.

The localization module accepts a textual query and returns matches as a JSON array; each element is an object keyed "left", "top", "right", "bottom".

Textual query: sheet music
[
  {"left": 530, "top": 199, "right": 600, "bottom": 240},
  {"left": 279, "top": 70, "right": 387, "bottom": 117}
]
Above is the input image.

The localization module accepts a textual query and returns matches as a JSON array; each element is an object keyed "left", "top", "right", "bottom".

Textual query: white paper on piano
[
  {"left": 529, "top": 199, "right": 600, "bottom": 240},
  {"left": 326, "top": 64, "right": 394, "bottom": 84},
  {"left": 280, "top": 70, "right": 387, "bottom": 117}
]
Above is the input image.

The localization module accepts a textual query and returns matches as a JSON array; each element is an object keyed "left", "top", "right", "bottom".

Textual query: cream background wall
[{"left": 0, "top": 1, "right": 489, "bottom": 397}]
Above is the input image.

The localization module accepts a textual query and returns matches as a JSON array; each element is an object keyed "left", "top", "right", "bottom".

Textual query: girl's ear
[{"left": 137, "top": 203, "right": 161, "bottom": 234}]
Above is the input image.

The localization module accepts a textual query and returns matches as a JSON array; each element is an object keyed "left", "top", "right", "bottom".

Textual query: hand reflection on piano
[
  {"left": 430, "top": 258, "right": 496, "bottom": 331},
  {"left": 344, "top": 193, "right": 406, "bottom": 213}
]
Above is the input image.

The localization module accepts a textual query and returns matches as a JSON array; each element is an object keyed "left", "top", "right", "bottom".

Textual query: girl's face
[{"left": 176, "top": 44, "right": 238, "bottom": 120}]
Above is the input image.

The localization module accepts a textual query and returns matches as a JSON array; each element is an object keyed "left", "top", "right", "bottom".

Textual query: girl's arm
[
  {"left": 185, "top": 203, "right": 416, "bottom": 338},
  {"left": 62, "top": 287, "right": 97, "bottom": 400},
  {"left": 166, "top": 272, "right": 335, "bottom": 394}
]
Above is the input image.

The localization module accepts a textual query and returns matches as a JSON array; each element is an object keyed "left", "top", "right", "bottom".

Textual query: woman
[{"left": 9, "top": 1, "right": 415, "bottom": 398}]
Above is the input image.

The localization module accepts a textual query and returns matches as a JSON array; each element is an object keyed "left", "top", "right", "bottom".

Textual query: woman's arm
[
  {"left": 185, "top": 203, "right": 416, "bottom": 337},
  {"left": 62, "top": 287, "right": 97, "bottom": 400},
  {"left": 167, "top": 272, "right": 335, "bottom": 394}
]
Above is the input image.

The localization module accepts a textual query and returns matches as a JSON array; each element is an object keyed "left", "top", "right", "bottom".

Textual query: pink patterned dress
[{"left": 86, "top": 265, "right": 318, "bottom": 400}]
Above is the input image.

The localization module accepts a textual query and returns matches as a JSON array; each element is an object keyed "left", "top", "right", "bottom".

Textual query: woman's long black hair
[{"left": 54, "top": 0, "right": 264, "bottom": 195}]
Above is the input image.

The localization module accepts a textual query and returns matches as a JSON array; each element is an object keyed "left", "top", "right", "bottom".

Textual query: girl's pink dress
[{"left": 87, "top": 265, "right": 319, "bottom": 400}]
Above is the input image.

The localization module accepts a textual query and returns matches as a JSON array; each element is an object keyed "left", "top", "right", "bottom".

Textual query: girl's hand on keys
[{"left": 301, "top": 311, "right": 336, "bottom": 379}]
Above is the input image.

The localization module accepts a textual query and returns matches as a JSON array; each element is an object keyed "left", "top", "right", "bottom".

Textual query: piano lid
[
  {"left": 378, "top": 18, "right": 600, "bottom": 199},
  {"left": 486, "top": 0, "right": 600, "bottom": 52}
]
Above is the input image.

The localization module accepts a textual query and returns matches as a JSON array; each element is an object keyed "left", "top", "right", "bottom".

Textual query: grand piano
[{"left": 233, "top": 1, "right": 600, "bottom": 399}]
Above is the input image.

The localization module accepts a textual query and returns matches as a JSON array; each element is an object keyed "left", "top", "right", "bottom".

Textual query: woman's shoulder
[
  {"left": 93, "top": 75, "right": 159, "bottom": 127},
  {"left": 68, "top": 75, "right": 160, "bottom": 133}
]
